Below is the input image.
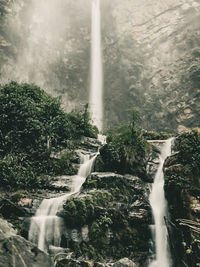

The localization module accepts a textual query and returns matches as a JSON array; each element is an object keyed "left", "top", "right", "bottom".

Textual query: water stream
[
  {"left": 89, "top": 0, "right": 103, "bottom": 132},
  {"left": 29, "top": 0, "right": 104, "bottom": 253},
  {"left": 28, "top": 153, "right": 98, "bottom": 252},
  {"left": 149, "top": 139, "right": 173, "bottom": 267}
]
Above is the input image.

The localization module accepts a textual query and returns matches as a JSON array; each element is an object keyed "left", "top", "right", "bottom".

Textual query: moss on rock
[{"left": 61, "top": 173, "right": 151, "bottom": 264}]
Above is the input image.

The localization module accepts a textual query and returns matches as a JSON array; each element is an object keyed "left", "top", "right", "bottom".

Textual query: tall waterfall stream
[
  {"left": 89, "top": 0, "right": 103, "bottom": 132},
  {"left": 28, "top": 152, "right": 98, "bottom": 252},
  {"left": 149, "top": 139, "right": 173, "bottom": 267}
]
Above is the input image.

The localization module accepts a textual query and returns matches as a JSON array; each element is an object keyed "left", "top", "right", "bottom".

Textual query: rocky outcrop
[
  {"left": 60, "top": 172, "right": 151, "bottom": 266},
  {"left": 0, "top": 218, "right": 53, "bottom": 267},
  {"left": 164, "top": 129, "right": 200, "bottom": 267}
]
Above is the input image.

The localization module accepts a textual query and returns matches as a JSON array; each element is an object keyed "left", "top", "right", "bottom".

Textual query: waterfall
[
  {"left": 28, "top": 153, "right": 97, "bottom": 252},
  {"left": 89, "top": 0, "right": 103, "bottom": 132},
  {"left": 149, "top": 139, "right": 173, "bottom": 267}
]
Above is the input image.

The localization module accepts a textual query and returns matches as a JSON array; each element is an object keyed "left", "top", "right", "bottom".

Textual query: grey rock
[
  {"left": 0, "top": 218, "right": 54, "bottom": 267},
  {"left": 80, "top": 137, "right": 100, "bottom": 152},
  {"left": 0, "top": 218, "right": 17, "bottom": 239},
  {"left": 112, "top": 258, "right": 137, "bottom": 267},
  {"left": 50, "top": 175, "right": 72, "bottom": 191}
]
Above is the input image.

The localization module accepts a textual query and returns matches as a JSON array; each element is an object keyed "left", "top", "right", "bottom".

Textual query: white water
[
  {"left": 89, "top": 0, "right": 103, "bottom": 132},
  {"left": 149, "top": 139, "right": 173, "bottom": 267},
  {"left": 28, "top": 153, "right": 97, "bottom": 252}
]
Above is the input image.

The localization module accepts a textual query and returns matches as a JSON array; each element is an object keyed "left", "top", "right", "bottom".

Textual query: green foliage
[
  {"left": 0, "top": 82, "right": 66, "bottom": 155},
  {"left": 83, "top": 175, "right": 136, "bottom": 203},
  {"left": 100, "top": 110, "right": 150, "bottom": 177},
  {"left": 65, "top": 104, "right": 98, "bottom": 140},
  {"left": 175, "top": 129, "right": 200, "bottom": 177},
  {"left": 0, "top": 153, "right": 38, "bottom": 188},
  {"left": 62, "top": 191, "right": 113, "bottom": 228},
  {"left": 143, "top": 130, "right": 172, "bottom": 140},
  {"left": 0, "top": 82, "right": 96, "bottom": 188},
  {"left": 88, "top": 214, "right": 112, "bottom": 258},
  {"left": 48, "top": 152, "right": 76, "bottom": 176}
]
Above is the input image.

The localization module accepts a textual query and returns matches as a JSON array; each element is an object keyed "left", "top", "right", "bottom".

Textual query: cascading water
[
  {"left": 28, "top": 153, "right": 98, "bottom": 252},
  {"left": 149, "top": 139, "right": 173, "bottom": 267},
  {"left": 89, "top": 0, "right": 103, "bottom": 132}
]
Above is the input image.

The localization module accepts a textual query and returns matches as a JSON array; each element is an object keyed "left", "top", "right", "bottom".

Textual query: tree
[{"left": 0, "top": 82, "right": 97, "bottom": 188}]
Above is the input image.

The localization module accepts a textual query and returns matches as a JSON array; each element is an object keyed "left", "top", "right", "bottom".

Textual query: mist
[
  {"left": 0, "top": 0, "right": 200, "bottom": 131},
  {"left": 0, "top": 0, "right": 91, "bottom": 110}
]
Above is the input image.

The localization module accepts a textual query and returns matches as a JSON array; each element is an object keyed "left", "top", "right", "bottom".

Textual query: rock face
[
  {"left": 0, "top": 218, "right": 54, "bottom": 267},
  {"left": 60, "top": 172, "right": 151, "bottom": 266},
  {"left": 104, "top": 0, "right": 200, "bottom": 131},
  {"left": 164, "top": 130, "right": 200, "bottom": 267},
  {"left": 0, "top": 0, "right": 200, "bottom": 132}
]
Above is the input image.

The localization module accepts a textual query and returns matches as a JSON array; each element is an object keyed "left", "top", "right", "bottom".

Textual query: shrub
[{"left": 100, "top": 110, "right": 150, "bottom": 177}]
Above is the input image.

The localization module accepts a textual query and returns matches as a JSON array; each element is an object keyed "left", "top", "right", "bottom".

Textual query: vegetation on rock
[
  {"left": 98, "top": 111, "right": 151, "bottom": 179},
  {"left": 61, "top": 173, "right": 151, "bottom": 264}
]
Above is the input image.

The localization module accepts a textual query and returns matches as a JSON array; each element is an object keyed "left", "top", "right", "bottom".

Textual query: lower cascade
[
  {"left": 28, "top": 152, "right": 98, "bottom": 252},
  {"left": 149, "top": 139, "right": 173, "bottom": 267}
]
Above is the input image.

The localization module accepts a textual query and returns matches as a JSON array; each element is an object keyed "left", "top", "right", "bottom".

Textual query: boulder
[{"left": 0, "top": 218, "right": 54, "bottom": 267}]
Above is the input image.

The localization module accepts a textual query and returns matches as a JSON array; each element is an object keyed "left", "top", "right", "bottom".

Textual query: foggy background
[{"left": 0, "top": 0, "right": 200, "bottom": 132}]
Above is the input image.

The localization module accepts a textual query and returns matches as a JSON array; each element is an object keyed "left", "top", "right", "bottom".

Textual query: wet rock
[
  {"left": 146, "top": 144, "right": 160, "bottom": 182},
  {"left": 0, "top": 218, "right": 54, "bottom": 267},
  {"left": 80, "top": 137, "right": 100, "bottom": 152},
  {"left": 49, "top": 175, "right": 72, "bottom": 192},
  {"left": 48, "top": 245, "right": 70, "bottom": 255}
]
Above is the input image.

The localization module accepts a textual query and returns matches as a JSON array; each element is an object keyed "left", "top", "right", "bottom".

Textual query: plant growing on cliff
[{"left": 100, "top": 110, "right": 150, "bottom": 177}]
